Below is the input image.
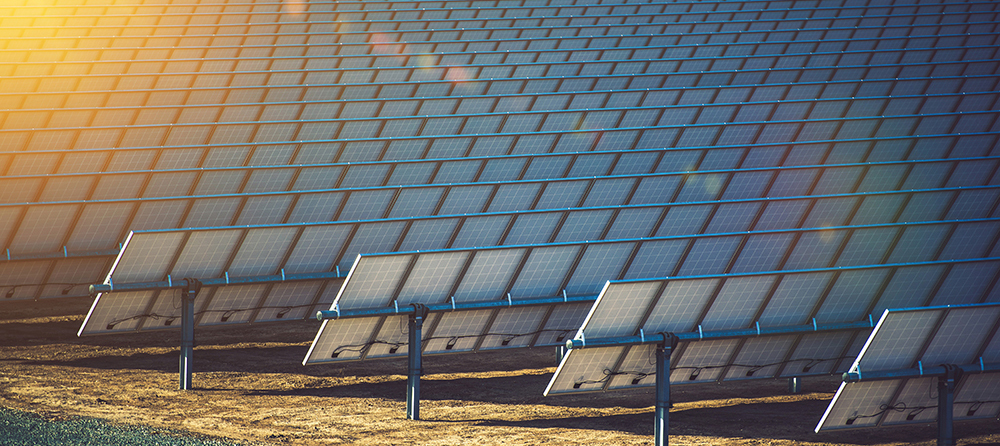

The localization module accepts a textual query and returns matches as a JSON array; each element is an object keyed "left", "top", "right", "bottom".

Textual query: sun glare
[{"left": 281, "top": 0, "right": 305, "bottom": 17}]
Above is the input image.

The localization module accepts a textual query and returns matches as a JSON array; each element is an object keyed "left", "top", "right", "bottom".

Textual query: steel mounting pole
[
  {"left": 937, "top": 364, "right": 962, "bottom": 446},
  {"left": 407, "top": 303, "right": 429, "bottom": 420},
  {"left": 654, "top": 333, "right": 679, "bottom": 446},
  {"left": 180, "top": 279, "right": 200, "bottom": 390}
]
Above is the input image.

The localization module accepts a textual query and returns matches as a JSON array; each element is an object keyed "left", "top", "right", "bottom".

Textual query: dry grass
[{"left": 1, "top": 298, "right": 997, "bottom": 446}]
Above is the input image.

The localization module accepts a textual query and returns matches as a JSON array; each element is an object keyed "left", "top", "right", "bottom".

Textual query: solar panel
[
  {"left": 545, "top": 258, "right": 1000, "bottom": 395},
  {"left": 3, "top": 0, "right": 1000, "bottom": 316},
  {"left": 816, "top": 303, "right": 1000, "bottom": 433},
  {"left": 1, "top": 153, "right": 974, "bottom": 296},
  {"left": 302, "top": 246, "right": 588, "bottom": 364},
  {"left": 305, "top": 203, "right": 1000, "bottom": 359},
  {"left": 3, "top": 0, "right": 1000, "bottom": 435},
  {"left": 7, "top": 148, "right": 959, "bottom": 278},
  {"left": 80, "top": 188, "right": 1000, "bottom": 334}
]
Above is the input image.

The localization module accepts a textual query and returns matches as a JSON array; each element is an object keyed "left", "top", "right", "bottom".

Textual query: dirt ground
[{"left": 1, "top": 298, "right": 997, "bottom": 446}]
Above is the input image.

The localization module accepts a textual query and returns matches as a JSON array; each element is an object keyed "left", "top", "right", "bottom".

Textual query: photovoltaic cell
[
  {"left": 546, "top": 260, "right": 1000, "bottom": 395},
  {"left": 6, "top": 148, "right": 1000, "bottom": 300},
  {"left": 0, "top": 1, "right": 993, "bottom": 407},
  {"left": 816, "top": 303, "right": 1000, "bottom": 431},
  {"left": 86, "top": 183, "right": 996, "bottom": 332},
  {"left": 77, "top": 227, "right": 333, "bottom": 335}
]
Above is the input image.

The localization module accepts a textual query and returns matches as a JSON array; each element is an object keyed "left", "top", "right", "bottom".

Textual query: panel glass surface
[
  {"left": 2, "top": 0, "right": 991, "bottom": 402},
  {"left": 548, "top": 261, "right": 1000, "bottom": 395},
  {"left": 303, "top": 316, "right": 383, "bottom": 364},
  {"left": 817, "top": 303, "right": 1000, "bottom": 432}
]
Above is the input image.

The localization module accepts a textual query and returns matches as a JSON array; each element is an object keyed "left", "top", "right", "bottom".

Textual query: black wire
[
  {"left": 332, "top": 340, "right": 406, "bottom": 357},
  {"left": 103, "top": 304, "right": 313, "bottom": 329},
  {"left": 431, "top": 329, "right": 574, "bottom": 349},
  {"left": 325, "top": 329, "right": 576, "bottom": 358},
  {"left": 961, "top": 399, "right": 1000, "bottom": 416},
  {"left": 846, "top": 398, "right": 1000, "bottom": 424},
  {"left": 573, "top": 368, "right": 651, "bottom": 388},
  {"left": 572, "top": 355, "right": 852, "bottom": 386},
  {"left": 672, "top": 356, "right": 849, "bottom": 377},
  {"left": 4, "top": 282, "right": 91, "bottom": 298},
  {"left": 846, "top": 402, "right": 908, "bottom": 425}
]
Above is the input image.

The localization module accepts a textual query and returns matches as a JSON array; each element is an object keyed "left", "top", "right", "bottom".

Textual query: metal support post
[
  {"left": 407, "top": 303, "right": 429, "bottom": 420},
  {"left": 937, "top": 364, "right": 962, "bottom": 446},
  {"left": 788, "top": 377, "right": 801, "bottom": 394},
  {"left": 180, "top": 279, "right": 200, "bottom": 390},
  {"left": 654, "top": 333, "right": 678, "bottom": 446}
]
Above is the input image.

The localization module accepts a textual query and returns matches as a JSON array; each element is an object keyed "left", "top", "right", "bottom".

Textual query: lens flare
[
  {"left": 445, "top": 67, "right": 469, "bottom": 82},
  {"left": 369, "top": 33, "right": 404, "bottom": 55},
  {"left": 281, "top": 0, "right": 305, "bottom": 17}
]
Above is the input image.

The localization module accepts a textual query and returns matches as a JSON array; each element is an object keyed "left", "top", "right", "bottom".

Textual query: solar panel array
[
  {"left": 544, "top": 258, "right": 1000, "bottom": 394},
  {"left": 85, "top": 201, "right": 1000, "bottom": 337},
  {"left": 4, "top": 0, "right": 1000, "bottom": 309},
  {"left": 816, "top": 303, "right": 1000, "bottom": 431}
]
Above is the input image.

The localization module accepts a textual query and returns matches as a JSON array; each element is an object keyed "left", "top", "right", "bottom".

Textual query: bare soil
[{"left": 1, "top": 298, "right": 997, "bottom": 445}]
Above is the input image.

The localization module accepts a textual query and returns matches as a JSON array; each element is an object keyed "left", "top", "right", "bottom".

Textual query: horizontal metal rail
[
  {"left": 565, "top": 318, "right": 876, "bottom": 350},
  {"left": 3, "top": 109, "right": 998, "bottom": 152},
  {"left": 3, "top": 67, "right": 995, "bottom": 103},
  {"left": 315, "top": 292, "right": 599, "bottom": 320},
  {"left": 0, "top": 129, "right": 986, "bottom": 162},
  {"left": 2, "top": 248, "right": 120, "bottom": 262},
  {"left": 5, "top": 85, "right": 994, "bottom": 122},
  {"left": 844, "top": 360, "right": 1000, "bottom": 382},
  {"left": 4, "top": 157, "right": 997, "bottom": 209},
  {"left": 88, "top": 270, "right": 344, "bottom": 295},
  {"left": 6, "top": 24, "right": 997, "bottom": 55},
  {"left": 3, "top": 6, "right": 993, "bottom": 34}
]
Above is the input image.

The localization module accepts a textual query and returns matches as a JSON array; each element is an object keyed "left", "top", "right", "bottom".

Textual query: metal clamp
[
  {"left": 660, "top": 332, "right": 679, "bottom": 349},
  {"left": 410, "top": 303, "right": 429, "bottom": 319},
  {"left": 184, "top": 278, "right": 202, "bottom": 298}
]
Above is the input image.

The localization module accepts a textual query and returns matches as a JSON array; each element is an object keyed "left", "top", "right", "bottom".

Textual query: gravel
[{"left": 0, "top": 407, "right": 260, "bottom": 446}]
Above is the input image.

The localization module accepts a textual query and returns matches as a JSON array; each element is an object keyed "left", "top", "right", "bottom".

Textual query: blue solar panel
[
  {"left": 817, "top": 303, "right": 1000, "bottom": 432},
  {"left": 0, "top": 0, "right": 994, "bottom": 389},
  {"left": 546, "top": 258, "right": 1000, "bottom": 395}
]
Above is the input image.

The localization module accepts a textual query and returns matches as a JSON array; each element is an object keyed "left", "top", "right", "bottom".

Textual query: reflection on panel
[
  {"left": 14, "top": 156, "right": 994, "bottom": 295},
  {"left": 89, "top": 200, "right": 1000, "bottom": 330},
  {"left": 5, "top": 0, "right": 990, "bottom": 395},
  {"left": 817, "top": 303, "right": 1000, "bottom": 431},
  {"left": 546, "top": 261, "right": 1000, "bottom": 395}
]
